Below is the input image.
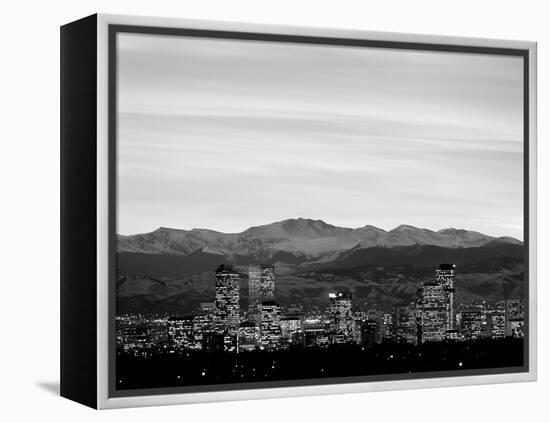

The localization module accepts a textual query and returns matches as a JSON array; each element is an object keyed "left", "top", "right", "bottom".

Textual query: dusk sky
[{"left": 116, "top": 32, "right": 524, "bottom": 239}]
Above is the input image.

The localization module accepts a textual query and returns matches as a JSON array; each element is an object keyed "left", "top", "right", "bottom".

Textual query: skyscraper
[
  {"left": 417, "top": 264, "right": 456, "bottom": 343},
  {"left": 193, "top": 302, "right": 215, "bottom": 349},
  {"left": 248, "top": 264, "right": 275, "bottom": 322},
  {"left": 214, "top": 264, "right": 240, "bottom": 351},
  {"left": 394, "top": 303, "right": 417, "bottom": 344},
  {"left": 328, "top": 292, "right": 354, "bottom": 343},
  {"left": 417, "top": 282, "right": 447, "bottom": 342},
  {"left": 436, "top": 264, "right": 457, "bottom": 339},
  {"left": 260, "top": 301, "right": 282, "bottom": 350}
]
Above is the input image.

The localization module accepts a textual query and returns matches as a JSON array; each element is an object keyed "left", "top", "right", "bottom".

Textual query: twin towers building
[
  {"left": 248, "top": 264, "right": 276, "bottom": 321},
  {"left": 214, "top": 264, "right": 276, "bottom": 350}
]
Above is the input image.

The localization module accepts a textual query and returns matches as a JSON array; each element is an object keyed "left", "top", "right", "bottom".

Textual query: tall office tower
[
  {"left": 248, "top": 264, "right": 275, "bottom": 322},
  {"left": 394, "top": 303, "right": 417, "bottom": 344},
  {"left": 417, "top": 282, "right": 447, "bottom": 342},
  {"left": 329, "top": 292, "right": 354, "bottom": 343},
  {"left": 193, "top": 302, "right": 216, "bottom": 349},
  {"left": 436, "top": 264, "right": 457, "bottom": 339},
  {"left": 417, "top": 264, "right": 456, "bottom": 343},
  {"left": 260, "top": 301, "right": 282, "bottom": 350},
  {"left": 214, "top": 264, "right": 240, "bottom": 351}
]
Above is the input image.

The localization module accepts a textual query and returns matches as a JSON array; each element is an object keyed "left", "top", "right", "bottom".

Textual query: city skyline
[
  {"left": 117, "top": 261, "right": 525, "bottom": 355},
  {"left": 116, "top": 33, "right": 524, "bottom": 239},
  {"left": 116, "top": 256, "right": 525, "bottom": 390}
]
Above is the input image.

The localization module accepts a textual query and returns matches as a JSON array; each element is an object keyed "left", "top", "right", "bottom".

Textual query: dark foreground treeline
[{"left": 116, "top": 338, "right": 524, "bottom": 390}]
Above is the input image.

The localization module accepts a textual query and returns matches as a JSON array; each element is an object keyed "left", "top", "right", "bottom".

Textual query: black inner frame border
[{"left": 107, "top": 24, "right": 530, "bottom": 399}]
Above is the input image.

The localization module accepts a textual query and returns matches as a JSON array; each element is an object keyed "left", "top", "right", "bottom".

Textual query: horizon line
[{"left": 116, "top": 217, "right": 523, "bottom": 241}]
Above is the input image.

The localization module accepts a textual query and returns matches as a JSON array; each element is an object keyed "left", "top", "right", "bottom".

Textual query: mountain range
[
  {"left": 118, "top": 218, "right": 521, "bottom": 259},
  {"left": 116, "top": 218, "right": 524, "bottom": 314}
]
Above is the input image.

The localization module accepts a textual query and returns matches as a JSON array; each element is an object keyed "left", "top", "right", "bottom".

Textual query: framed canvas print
[{"left": 60, "top": 13, "right": 537, "bottom": 409}]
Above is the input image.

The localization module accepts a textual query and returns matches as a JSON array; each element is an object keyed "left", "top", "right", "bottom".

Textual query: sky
[{"left": 116, "top": 32, "right": 524, "bottom": 239}]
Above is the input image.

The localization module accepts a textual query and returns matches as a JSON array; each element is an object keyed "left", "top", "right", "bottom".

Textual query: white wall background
[{"left": 0, "top": 0, "right": 546, "bottom": 421}]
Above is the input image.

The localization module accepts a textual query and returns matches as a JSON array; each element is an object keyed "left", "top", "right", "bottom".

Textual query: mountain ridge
[
  {"left": 116, "top": 219, "right": 524, "bottom": 315},
  {"left": 117, "top": 218, "right": 522, "bottom": 260}
]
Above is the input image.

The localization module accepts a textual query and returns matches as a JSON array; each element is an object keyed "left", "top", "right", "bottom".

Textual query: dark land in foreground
[{"left": 116, "top": 338, "right": 524, "bottom": 390}]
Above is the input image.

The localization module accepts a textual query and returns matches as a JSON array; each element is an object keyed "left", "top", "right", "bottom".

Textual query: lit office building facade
[
  {"left": 417, "top": 282, "right": 448, "bottom": 342},
  {"left": 168, "top": 316, "right": 194, "bottom": 350},
  {"left": 238, "top": 321, "right": 259, "bottom": 351},
  {"left": 248, "top": 264, "right": 275, "bottom": 322},
  {"left": 417, "top": 264, "right": 456, "bottom": 343},
  {"left": 394, "top": 303, "right": 417, "bottom": 344},
  {"left": 436, "top": 264, "right": 457, "bottom": 339},
  {"left": 280, "top": 316, "right": 301, "bottom": 339},
  {"left": 329, "top": 292, "right": 354, "bottom": 343},
  {"left": 116, "top": 317, "right": 168, "bottom": 353},
  {"left": 192, "top": 302, "right": 215, "bottom": 349},
  {"left": 304, "top": 323, "right": 330, "bottom": 348},
  {"left": 381, "top": 312, "right": 395, "bottom": 342},
  {"left": 282, "top": 311, "right": 305, "bottom": 346},
  {"left": 260, "top": 301, "right": 283, "bottom": 350},
  {"left": 460, "top": 311, "right": 486, "bottom": 340},
  {"left": 214, "top": 264, "right": 240, "bottom": 351},
  {"left": 119, "top": 324, "right": 150, "bottom": 353}
]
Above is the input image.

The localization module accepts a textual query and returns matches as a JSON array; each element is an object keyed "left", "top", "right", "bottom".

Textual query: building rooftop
[{"left": 438, "top": 263, "right": 456, "bottom": 270}]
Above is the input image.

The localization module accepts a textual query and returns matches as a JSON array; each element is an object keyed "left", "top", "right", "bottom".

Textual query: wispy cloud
[{"left": 116, "top": 33, "right": 524, "bottom": 239}]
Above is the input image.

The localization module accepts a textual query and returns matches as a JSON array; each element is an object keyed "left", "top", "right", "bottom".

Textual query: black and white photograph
[
  {"left": 113, "top": 29, "right": 528, "bottom": 392},
  {"left": 3, "top": 0, "right": 548, "bottom": 418}
]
